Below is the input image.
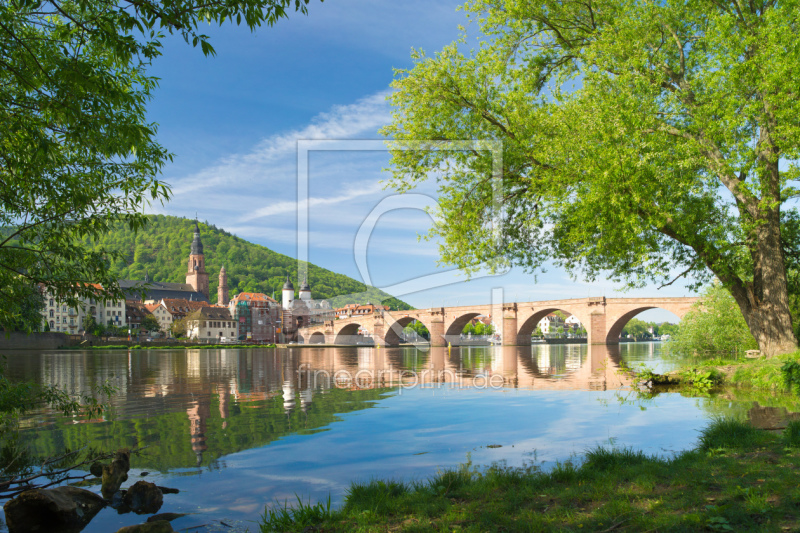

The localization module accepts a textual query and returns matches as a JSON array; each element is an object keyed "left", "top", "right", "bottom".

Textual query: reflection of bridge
[{"left": 299, "top": 296, "right": 697, "bottom": 346}]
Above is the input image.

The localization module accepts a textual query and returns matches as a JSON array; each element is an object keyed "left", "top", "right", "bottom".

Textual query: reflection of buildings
[
  {"left": 187, "top": 399, "right": 209, "bottom": 466},
  {"left": 17, "top": 343, "right": 640, "bottom": 469}
]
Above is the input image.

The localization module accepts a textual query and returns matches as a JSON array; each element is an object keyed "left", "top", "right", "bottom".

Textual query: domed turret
[
  {"left": 299, "top": 277, "right": 311, "bottom": 301},
  {"left": 282, "top": 275, "right": 295, "bottom": 310}
]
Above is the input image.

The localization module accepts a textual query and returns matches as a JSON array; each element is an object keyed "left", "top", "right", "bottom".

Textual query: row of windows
[
  {"left": 47, "top": 299, "right": 123, "bottom": 308},
  {"left": 200, "top": 321, "right": 233, "bottom": 328},
  {"left": 208, "top": 331, "right": 236, "bottom": 337}
]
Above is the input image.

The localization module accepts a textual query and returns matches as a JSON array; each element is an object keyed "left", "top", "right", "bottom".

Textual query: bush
[{"left": 666, "top": 284, "right": 757, "bottom": 358}]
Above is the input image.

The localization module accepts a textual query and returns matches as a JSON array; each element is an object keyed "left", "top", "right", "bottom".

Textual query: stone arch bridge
[{"left": 298, "top": 296, "right": 697, "bottom": 346}]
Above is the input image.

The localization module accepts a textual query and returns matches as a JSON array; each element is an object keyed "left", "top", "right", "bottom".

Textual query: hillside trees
[
  {"left": 0, "top": 0, "right": 313, "bottom": 330},
  {"left": 383, "top": 0, "right": 800, "bottom": 356},
  {"left": 86, "top": 215, "right": 412, "bottom": 310}
]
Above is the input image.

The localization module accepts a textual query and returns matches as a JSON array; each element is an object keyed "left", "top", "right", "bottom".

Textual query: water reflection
[
  {"left": 2, "top": 343, "right": 797, "bottom": 532},
  {"left": 4, "top": 343, "right": 657, "bottom": 471}
]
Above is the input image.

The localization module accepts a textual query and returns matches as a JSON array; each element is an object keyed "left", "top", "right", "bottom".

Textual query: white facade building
[{"left": 41, "top": 286, "right": 127, "bottom": 334}]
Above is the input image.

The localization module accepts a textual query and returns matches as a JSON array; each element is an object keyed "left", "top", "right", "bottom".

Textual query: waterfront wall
[{"left": 0, "top": 332, "right": 68, "bottom": 350}]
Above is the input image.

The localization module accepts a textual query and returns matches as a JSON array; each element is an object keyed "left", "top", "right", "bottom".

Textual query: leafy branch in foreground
[
  {"left": 0, "top": 0, "right": 315, "bottom": 330},
  {"left": 383, "top": 0, "right": 800, "bottom": 356}
]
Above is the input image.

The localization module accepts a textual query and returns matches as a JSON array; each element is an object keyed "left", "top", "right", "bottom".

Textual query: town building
[
  {"left": 229, "top": 292, "right": 279, "bottom": 342},
  {"left": 125, "top": 301, "right": 152, "bottom": 333},
  {"left": 334, "top": 303, "right": 389, "bottom": 319},
  {"left": 185, "top": 306, "right": 236, "bottom": 341},
  {"left": 537, "top": 313, "right": 565, "bottom": 335},
  {"left": 41, "top": 285, "right": 127, "bottom": 334},
  {"left": 145, "top": 298, "right": 211, "bottom": 337}
]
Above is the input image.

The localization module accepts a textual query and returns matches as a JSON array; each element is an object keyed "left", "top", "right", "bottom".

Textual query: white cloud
[
  {"left": 168, "top": 91, "right": 392, "bottom": 197},
  {"left": 240, "top": 181, "right": 384, "bottom": 222}
]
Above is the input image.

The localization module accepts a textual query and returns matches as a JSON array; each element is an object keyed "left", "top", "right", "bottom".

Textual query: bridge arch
[
  {"left": 445, "top": 312, "right": 486, "bottom": 344},
  {"left": 517, "top": 308, "right": 590, "bottom": 345},
  {"left": 605, "top": 306, "right": 682, "bottom": 343},
  {"left": 309, "top": 331, "right": 326, "bottom": 344},
  {"left": 384, "top": 316, "right": 431, "bottom": 345},
  {"left": 335, "top": 323, "right": 370, "bottom": 344}
]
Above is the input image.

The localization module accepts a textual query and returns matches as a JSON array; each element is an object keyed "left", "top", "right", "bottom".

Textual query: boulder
[
  {"left": 4, "top": 485, "right": 105, "bottom": 533},
  {"left": 123, "top": 481, "right": 163, "bottom": 514},
  {"left": 101, "top": 449, "right": 131, "bottom": 498},
  {"left": 115, "top": 521, "right": 174, "bottom": 533}
]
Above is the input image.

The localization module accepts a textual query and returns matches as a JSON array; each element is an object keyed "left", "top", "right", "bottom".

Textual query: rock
[
  {"left": 123, "top": 481, "right": 163, "bottom": 514},
  {"left": 102, "top": 449, "right": 131, "bottom": 498},
  {"left": 146, "top": 512, "right": 187, "bottom": 523},
  {"left": 4, "top": 485, "right": 105, "bottom": 533},
  {"left": 89, "top": 462, "right": 103, "bottom": 478},
  {"left": 115, "top": 521, "right": 174, "bottom": 533},
  {"left": 139, "top": 471, "right": 149, "bottom": 477},
  {"left": 157, "top": 486, "right": 179, "bottom": 494}
]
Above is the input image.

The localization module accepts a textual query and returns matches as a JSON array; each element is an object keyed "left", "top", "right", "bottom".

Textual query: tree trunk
[
  {"left": 729, "top": 200, "right": 798, "bottom": 357},
  {"left": 738, "top": 299, "right": 797, "bottom": 357}
]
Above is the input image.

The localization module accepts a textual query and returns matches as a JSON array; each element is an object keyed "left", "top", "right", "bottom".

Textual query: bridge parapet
[{"left": 297, "top": 296, "right": 699, "bottom": 346}]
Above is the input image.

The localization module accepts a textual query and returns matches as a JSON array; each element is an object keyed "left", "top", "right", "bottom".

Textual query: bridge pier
[
  {"left": 588, "top": 312, "right": 608, "bottom": 345},
  {"left": 503, "top": 306, "right": 518, "bottom": 345},
  {"left": 429, "top": 319, "right": 446, "bottom": 347}
]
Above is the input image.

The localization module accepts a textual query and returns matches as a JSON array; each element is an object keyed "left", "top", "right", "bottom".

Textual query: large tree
[
  {"left": 0, "top": 0, "right": 312, "bottom": 330},
  {"left": 383, "top": 0, "right": 800, "bottom": 356}
]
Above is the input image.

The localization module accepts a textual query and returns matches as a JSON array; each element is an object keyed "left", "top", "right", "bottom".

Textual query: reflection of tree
[
  {"left": 21, "top": 387, "right": 394, "bottom": 472},
  {"left": 696, "top": 390, "right": 800, "bottom": 424}
]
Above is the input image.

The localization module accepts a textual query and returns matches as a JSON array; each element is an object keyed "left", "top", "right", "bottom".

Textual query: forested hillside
[{"left": 88, "top": 215, "right": 411, "bottom": 309}]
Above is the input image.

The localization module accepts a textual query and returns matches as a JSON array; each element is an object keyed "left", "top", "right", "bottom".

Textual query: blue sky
[{"left": 144, "top": 0, "right": 691, "bottom": 322}]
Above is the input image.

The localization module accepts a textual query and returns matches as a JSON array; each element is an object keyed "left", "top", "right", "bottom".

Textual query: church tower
[
  {"left": 186, "top": 221, "right": 209, "bottom": 299},
  {"left": 218, "top": 265, "right": 228, "bottom": 305}
]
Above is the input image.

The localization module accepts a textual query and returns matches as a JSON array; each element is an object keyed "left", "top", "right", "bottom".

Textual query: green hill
[{"left": 88, "top": 215, "right": 412, "bottom": 309}]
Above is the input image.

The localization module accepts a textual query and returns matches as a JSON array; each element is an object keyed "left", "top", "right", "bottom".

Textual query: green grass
[
  {"left": 661, "top": 350, "right": 800, "bottom": 392},
  {"left": 259, "top": 419, "right": 800, "bottom": 532}
]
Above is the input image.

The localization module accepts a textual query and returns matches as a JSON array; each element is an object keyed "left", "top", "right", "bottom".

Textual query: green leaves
[
  {"left": 0, "top": 1, "right": 316, "bottom": 323},
  {"left": 384, "top": 0, "right": 800, "bottom": 353}
]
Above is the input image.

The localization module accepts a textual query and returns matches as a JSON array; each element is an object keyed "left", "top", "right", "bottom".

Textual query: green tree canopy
[
  {"left": 0, "top": 0, "right": 312, "bottom": 330},
  {"left": 667, "top": 284, "right": 758, "bottom": 357},
  {"left": 140, "top": 314, "right": 161, "bottom": 334},
  {"left": 383, "top": 0, "right": 800, "bottom": 356}
]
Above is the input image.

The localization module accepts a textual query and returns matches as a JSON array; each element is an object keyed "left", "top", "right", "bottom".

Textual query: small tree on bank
[
  {"left": 667, "top": 284, "right": 758, "bottom": 357},
  {"left": 383, "top": 0, "right": 800, "bottom": 356},
  {"left": 140, "top": 315, "right": 162, "bottom": 337}
]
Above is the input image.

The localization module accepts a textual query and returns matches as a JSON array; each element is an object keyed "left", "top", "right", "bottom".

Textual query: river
[{"left": 0, "top": 342, "right": 796, "bottom": 532}]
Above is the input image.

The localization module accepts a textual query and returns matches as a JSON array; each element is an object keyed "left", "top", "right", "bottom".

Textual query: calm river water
[{"left": 1, "top": 343, "right": 797, "bottom": 532}]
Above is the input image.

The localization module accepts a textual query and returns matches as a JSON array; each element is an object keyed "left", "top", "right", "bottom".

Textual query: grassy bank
[
  {"left": 260, "top": 419, "right": 800, "bottom": 532},
  {"left": 662, "top": 350, "right": 800, "bottom": 392}
]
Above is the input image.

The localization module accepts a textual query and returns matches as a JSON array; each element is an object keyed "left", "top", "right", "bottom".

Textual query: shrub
[{"left": 666, "top": 284, "right": 757, "bottom": 358}]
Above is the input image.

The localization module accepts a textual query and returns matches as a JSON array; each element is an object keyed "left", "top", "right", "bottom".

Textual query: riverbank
[
  {"left": 659, "top": 350, "right": 800, "bottom": 392},
  {"left": 260, "top": 419, "right": 800, "bottom": 532},
  {"left": 60, "top": 343, "right": 276, "bottom": 350}
]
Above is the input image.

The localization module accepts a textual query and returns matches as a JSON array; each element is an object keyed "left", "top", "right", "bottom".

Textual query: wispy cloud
[
  {"left": 240, "top": 181, "right": 384, "bottom": 222},
  {"left": 168, "top": 91, "right": 391, "bottom": 197}
]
